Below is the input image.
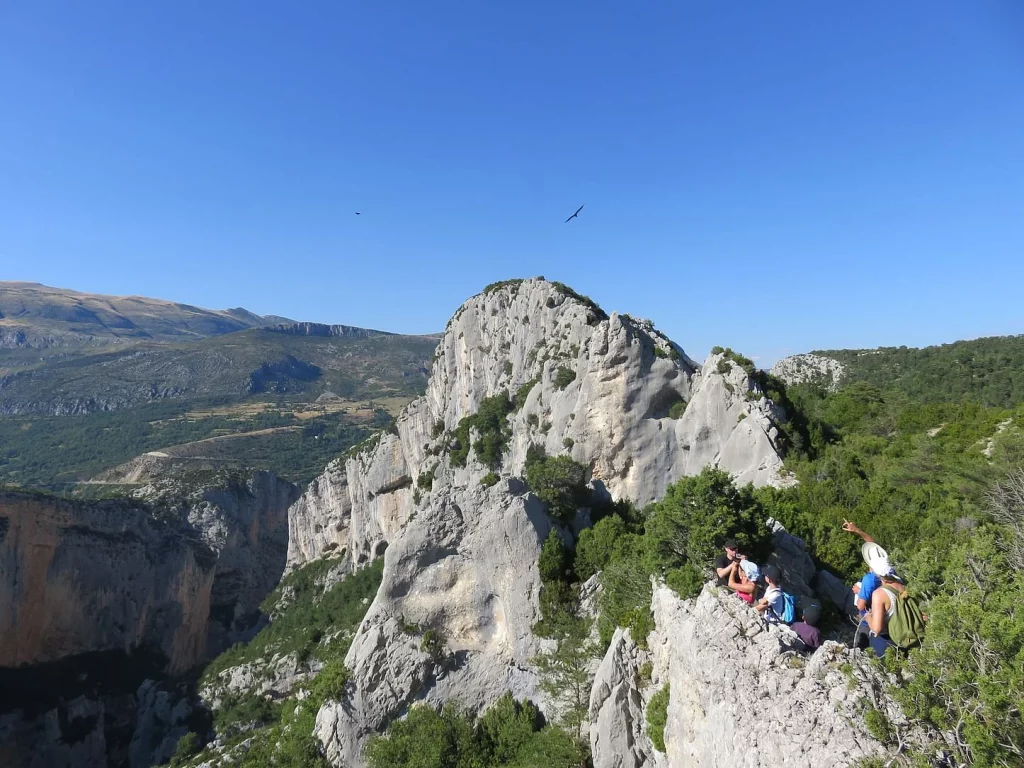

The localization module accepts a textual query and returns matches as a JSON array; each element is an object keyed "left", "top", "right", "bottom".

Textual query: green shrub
[
  {"left": 416, "top": 470, "right": 434, "bottom": 491},
  {"left": 431, "top": 419, "right": 445, "bottom": 439},
  {"left": 643, "top": 468, "right": 770, "bottom": 576},
  {"left": 201, "top": 558, "right": 383, "bottom": 685},
  {"left": 309, "top": 659, "right": 350, "bottom": 706},
  {"left": 562, "top": 437, "right": 574, "bottom": 451},
  {"left": 169, "top": 732, "right": 201, "bottom": 767},
  {"left": 653, "top": 346, "right": 668, "bottom": 359},
  {"left": 553, "top": 366, "right": 576, "bottom": 390},
  {"left": 524, "top": 445, "right": 589, "bottom": 523},
  {"left": 503, "top": 361, "right": 513, "bottom": 376},
  {"left": 480, "top": 472, "right": 500, "bottom": 488},
  {"left": 574, "top": 516, "right": 639, "bottom": 580},
  {"left": 449, "top": 392, "right": 514, "bottom": 469},
  {"left": 646, "top": 685, "right": 670, "bottom": 752},
  {"left": 667, "top": 400, "right": 687, "bottom": 419},
  {"left": 214, "top": 692, "right": 281, "bottom": 735},
  {"left": 717, "top": 359, "right": 733, "bottom": 375},
  {"left": 526, "top": 413, "right": 539, "bottom": 428},
  {"left": 665, "top": 563, "right": 705, "bottom": 600}
]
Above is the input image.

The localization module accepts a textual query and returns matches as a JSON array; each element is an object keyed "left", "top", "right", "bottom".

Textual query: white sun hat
[{"left": 862, "top": 542, "right": 895, "bottom": 577}]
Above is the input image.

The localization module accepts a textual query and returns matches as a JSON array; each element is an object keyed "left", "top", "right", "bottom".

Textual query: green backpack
[{"left": 887, "top": 588, "right": 926, "bottom": 649}]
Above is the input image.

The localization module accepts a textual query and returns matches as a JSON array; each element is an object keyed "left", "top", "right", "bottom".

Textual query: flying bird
[
  {"left": 564, "top": 204, "right": 584, "bottom": 223},
  {"left": 355, "top": 212, "right": 361, "bottom": 215}
]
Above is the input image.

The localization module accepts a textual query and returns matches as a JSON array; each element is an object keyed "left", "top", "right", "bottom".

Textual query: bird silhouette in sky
[
  {"left": 564, "top": 204, "right": 584, "bottom": 223},
  {"left": 355, "top": 212, "right": 361, "bottom": 215}
]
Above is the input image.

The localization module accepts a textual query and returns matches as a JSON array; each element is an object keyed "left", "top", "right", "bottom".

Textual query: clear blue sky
[{"left": 2, "top": 2, "right": 1023, "bottom": 364}]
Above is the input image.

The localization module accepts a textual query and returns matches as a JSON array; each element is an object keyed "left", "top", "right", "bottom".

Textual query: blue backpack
[{"left": 774, "top": 591, "right": 796, "bottom": 624}]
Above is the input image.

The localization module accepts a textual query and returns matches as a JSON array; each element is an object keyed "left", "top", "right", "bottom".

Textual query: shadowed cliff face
[
  {"left": 0, "top": 492, "right": 216, "bottom": 673},
  {"left": 0, "top": 472, "right": 299, "bottom": 676}
]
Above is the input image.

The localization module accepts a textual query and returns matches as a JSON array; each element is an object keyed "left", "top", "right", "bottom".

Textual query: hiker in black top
[{"left": 715, "top": 539, "right": 744, "bottom": 586}]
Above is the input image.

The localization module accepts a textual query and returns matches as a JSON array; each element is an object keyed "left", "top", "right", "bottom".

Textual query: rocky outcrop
[
  {"left": 588, "top": 628, "right": 663, "bottom": 768},
  {"left": 285, "top": 279, "right": 792, "bottom": 765},
  {"left": 0, "top": 471, "right": 296, "bottom": 673},
  {"left": 133, "top": 471, "right": 300, "bottom": 655},
  {"left": 0, "top": 492, "right": 215, "bottom": 673},
  {"left": 646, "top": 584, "right": 901, "bottom": 767},
  {"left": 267, "top": 322, "right": 393, "bottom": 339},
  {"left": 770, "top": 353, "right": 846, "bottom": 390}
]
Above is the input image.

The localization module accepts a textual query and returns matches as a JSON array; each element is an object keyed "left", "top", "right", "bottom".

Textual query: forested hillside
[{"left": 814, "top": 334, "right": 1024, "bottom": 408}]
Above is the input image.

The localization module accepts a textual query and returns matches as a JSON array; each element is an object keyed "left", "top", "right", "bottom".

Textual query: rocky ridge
[
  {"left": 283, "top": 278, "right": 793, "bottom": 765},
  {"left": 770, "top": 353, "right": 846, "bottom": 390}
]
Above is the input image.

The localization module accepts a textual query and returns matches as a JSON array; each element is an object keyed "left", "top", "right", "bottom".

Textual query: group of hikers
[{"left": 714, "top": 521, "right": 926, "bottom": 656}]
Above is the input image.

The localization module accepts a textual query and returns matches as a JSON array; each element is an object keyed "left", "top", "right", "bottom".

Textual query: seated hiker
[
  {"left": 715, "top": 538, "right": 746, "bottom": 586},
  {"left": 755, "top": 565, "right": 790, "bottom": 623},
  {"left": 791, "top": 603, "right": 822, "bottom": 650},
  {"left": 843, "top": 520, "right": 893, "bottom": 615},
  {"left": 726, "top": 559, "right": 760, "bottom": 604}
]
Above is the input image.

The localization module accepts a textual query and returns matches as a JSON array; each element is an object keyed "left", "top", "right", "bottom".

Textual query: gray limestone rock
[
  {"left": 286, "top": 279, "right": 793, "bottom": 764},
  {"left": 770, "top": 353, "right": 846, "bottom": 390},
  {"left": 650, "top": 584, "right": 889, "bottom": 768}
]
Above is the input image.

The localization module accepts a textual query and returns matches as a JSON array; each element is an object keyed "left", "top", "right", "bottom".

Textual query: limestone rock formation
[
  {"left": 770, "top": 352, "right": 846, "bottom": 390},
  {"left": 647, "top": 584, "right": 897, "bottom": 767},
  {"left": 133, "top": 470, "right": 300, "bottom": 654},
  {"left": 284, "top": 279, "right": 792, "bottom": 765},
  {"left": 0, "top": 491, "right": 215, "bottom": 672}
]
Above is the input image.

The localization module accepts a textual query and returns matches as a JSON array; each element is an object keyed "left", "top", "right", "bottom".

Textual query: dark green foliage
[
  {"left": 667, "top": 400, "right": 687, "bottom": 419},
  {"left": 480, "top": 471, "right": 500, "bottom": 488},
  {"left": 365, "top": 695, "right": 582, "bottom": 768},
  {"left": 653, "top": 346, "right": 668, "bottom": 359},
  {"left": 213, "top": 692, "right": 281, "bottom": 735},
  {"left": 504, "top": 360, "right": 514, "bottom": 376},
  {"left": 475, "top": 693, "right": 542, "bottom": 764},
  {"left": 562, "top": 437, "right": 574, "bottom": 451},
  {"left": 532, "top": 615, "right": 601, "bottom": 737},
  {"left": 596, "top": 556, "right": 652, "bottom": 646},
  {"left": 449, "top": 392, "right": 514, "bottom": 470},
  {"left": 574, "top": 515, "right": 638, "bottom": 581},
  {"left": 482, "top": 279, "right": 526, "bottom": 295},
  {"left": 524, "top": 444, "right": 589, "bottom": 523},
  {"left": 816, "top": 334, "right": 1024, "bottom": 408},
  {"left": 416, "top": 469, "right": 434, "bottom": 491},
  {"left": 309, "top": 658, "right": 350, "bottom": 704},
  {"left": 168, "top": 732, "right": 201, "bottom": 767},
  {"left": 538, "top": 530, "right": 572, "bottom": 583},
  {"left": 664, "top": 562, "right": 706, "bottom": 601},
  {"left": 643, "top": 468, "right": 770, "bottom": 576},
  {"left": 200, "top": 558, "right": 383, "bottom": 685},
  {"left": 0, "top": 398, "right": 376, "bottom": 489},
  {"left": 550, "top": 281, "right": 608, "bottom": 323},
  {"left": 553, "top": 366, "right": 576, "bottom": 390},
  {"left": 526, "top": 413, "right": 540, "bottom": 428},
  {"left": 646, "top": 684, "right": 670, "bottom": 752},
  {"left": 431, "top": 419, "right": 445, "bottom": 439},
  {"left": 716, "top": 359, "right": 733, "bottom": 375}
]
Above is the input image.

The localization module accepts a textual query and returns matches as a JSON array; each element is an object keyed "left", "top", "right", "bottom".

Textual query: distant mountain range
[
  {"left": 0, "top": 281, "right": 296, "bottom": 350},
  {"left": 0, "top": 282, "right": 437, "bottom": 489}
]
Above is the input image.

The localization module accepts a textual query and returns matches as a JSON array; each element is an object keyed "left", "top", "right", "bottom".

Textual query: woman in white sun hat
[{"left": 843, "top": 520, "right": 899, "bottom": 618}]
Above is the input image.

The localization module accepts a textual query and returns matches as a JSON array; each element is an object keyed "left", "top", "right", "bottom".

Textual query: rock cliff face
[
  {"left": 284, "top": 279, "right": 792, "bottom": 764},
  {"left": 133, "top": 471, "right": 300, "bottom": 655},
  {"left": 0, "top": 472, "right": 297, "bottom": 674},
  {"left": 0, "top": 492, "right": 215, "bottom": 673},
  {"left": 587, "top": 582, "right": 904, "bottom": 768}
]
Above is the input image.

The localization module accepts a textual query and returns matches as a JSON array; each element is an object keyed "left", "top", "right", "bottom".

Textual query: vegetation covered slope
[
  {"left": 0, "top": 284, "right": 437, "bottom": 489},
  {"left": 813, "top": 334, "right": 1024, "bottom": 408}
]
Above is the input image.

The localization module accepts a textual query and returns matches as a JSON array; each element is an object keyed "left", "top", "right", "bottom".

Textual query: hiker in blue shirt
[{"left": 843, "top": 520, "right": 896, "bottom": 616}]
